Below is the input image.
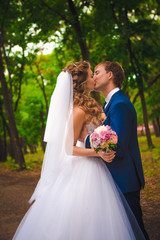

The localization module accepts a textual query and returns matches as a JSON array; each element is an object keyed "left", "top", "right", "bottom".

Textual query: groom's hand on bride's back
[
  {"left": 78, "top": 125, "right": 88, "bottom": 142},
  {"left": 98, "top": 150, "right": 116, "bottom": 163}
]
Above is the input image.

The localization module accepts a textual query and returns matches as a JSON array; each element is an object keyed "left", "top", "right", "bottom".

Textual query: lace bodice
[
  {"left": 76, "top": 121, "right": 101, "bottom": 148},
  {"left": 76, "top": 122, "right": 98, "bottom": 148},
  {"left": 86, "top": 121, "right": 99, "bottom": 134}
]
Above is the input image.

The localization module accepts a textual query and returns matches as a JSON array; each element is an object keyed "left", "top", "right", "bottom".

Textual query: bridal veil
[{"left": 29, "top": 71, "right": 73, "bottom": 203}]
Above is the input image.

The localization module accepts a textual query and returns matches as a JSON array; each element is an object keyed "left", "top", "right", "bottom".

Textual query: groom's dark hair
[{"left": 98, "top": 61, "right": 124, "bottom": 89}]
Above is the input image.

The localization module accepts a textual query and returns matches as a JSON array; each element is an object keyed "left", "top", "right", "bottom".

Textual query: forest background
[
  {"left": 0, "top": 1, "right": 160, "bottom": 239},
  {"left": 0, "top": 0, "right": 160, "bottom": 169}
]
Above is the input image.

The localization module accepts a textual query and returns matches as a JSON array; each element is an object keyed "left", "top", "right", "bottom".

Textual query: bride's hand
[{"left": 98, "top": 150, "right": 116, "bottom": 163}]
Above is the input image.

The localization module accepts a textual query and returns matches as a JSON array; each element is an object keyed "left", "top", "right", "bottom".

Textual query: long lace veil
[{"left": 29, "top": 71, "right": 73, "bottom": 203}]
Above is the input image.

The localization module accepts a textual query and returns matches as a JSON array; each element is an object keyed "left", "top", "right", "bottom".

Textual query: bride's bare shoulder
[{"left": 73, "top": 105, "right": 85, "bottom": 117}]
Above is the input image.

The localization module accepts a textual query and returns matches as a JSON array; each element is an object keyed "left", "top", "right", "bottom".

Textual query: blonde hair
[{"left": 63, "top": 61, "right": 103, "bottom": 124}]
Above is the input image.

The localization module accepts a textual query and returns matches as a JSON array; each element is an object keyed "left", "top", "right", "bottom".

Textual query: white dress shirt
[{"left": 103, "top": 87, "right": 120, "bottom": 109}]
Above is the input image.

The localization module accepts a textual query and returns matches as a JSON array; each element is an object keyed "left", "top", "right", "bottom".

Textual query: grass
[
  {"left": 0, "top": 135, "right": 159, "bottom": 207},
  {"left": 0, "top": 135, "right": 160, "bottom": 175},
  {"left": 139, "top": 135, "right": 160, "bottom": 178},
  {"left": 138, "top": 135, "right": 160, "bottom": 202},
  {"left": 0, "top": 147, "right": 44, "bottom": 171},
  {"left": 24, "top": 148, "right": 44, "bottom": 170}
]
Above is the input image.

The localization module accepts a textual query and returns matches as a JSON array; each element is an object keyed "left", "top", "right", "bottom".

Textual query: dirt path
[
  {"left": 0, "top": 169, "right": 39, "bottom": 240},
  {"left": 0, "top": 167, "right": 160, "bottom": 240}
]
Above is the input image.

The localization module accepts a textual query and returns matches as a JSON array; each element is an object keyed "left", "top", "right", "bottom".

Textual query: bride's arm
[
  {"left": 72, "top": 106, "right": 97, "bottom": 157},
  {"left": 72, "top": 107, "right": 115, "bottom": 162}
]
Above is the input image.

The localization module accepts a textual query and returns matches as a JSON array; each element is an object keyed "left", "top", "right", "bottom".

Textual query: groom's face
[{"left": 94, "top": 65, "right": 111, "bottom": 92}]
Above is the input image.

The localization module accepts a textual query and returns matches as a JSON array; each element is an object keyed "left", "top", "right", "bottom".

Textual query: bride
[{"left": 13, "top": 61, "right": 145, "bottom": 240}]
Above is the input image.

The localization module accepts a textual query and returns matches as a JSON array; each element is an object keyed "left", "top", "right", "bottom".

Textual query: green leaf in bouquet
[
  {"left": 95, "top": 148, "right": 101, "bottom": 153},
  {"left": 102, "top": 147, "right": 107, "bottom": 152},
  {"left": 109, "top": 144, "right": 117, "bottom": 151}
]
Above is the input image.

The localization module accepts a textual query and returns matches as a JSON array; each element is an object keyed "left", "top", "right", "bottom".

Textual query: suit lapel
[
  {"left": 104, "top": 101, "right": 111, "bottom": 115},
  {"left": 104, "top": 90, "right": 122, "bottom": 115}
]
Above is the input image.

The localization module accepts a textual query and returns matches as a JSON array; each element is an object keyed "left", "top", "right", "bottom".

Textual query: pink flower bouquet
[{"left": 90, "top": 125, "right": 118, "bottom": 153}]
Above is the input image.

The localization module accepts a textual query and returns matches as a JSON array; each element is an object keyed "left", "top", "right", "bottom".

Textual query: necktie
[{"left": 103, "top": 101, "right": 107, "bottom": 110}]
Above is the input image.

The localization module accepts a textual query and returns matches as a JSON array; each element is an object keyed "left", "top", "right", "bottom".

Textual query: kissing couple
[{"left": 13, "top": 61, "right": 149, "bottom": 240}]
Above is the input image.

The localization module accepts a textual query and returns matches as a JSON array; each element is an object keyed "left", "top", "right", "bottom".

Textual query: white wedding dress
[
  {"left": 13, "top": 128, "right": 145, "bottom": 240},
  {"left": 13, "top": 72, "right": 145, "bottom": 240}
]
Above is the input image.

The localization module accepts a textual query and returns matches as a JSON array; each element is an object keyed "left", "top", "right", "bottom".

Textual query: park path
[
  {"left": 0, "top": 169, "right": 39, "bottom": 240},
  {"left": 0, "top": 167, "right": 160, "bottom": 240}
]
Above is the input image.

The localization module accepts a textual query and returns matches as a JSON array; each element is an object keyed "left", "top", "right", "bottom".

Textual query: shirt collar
[{"left": 105, "top": 87, "right": 120, "bottom": 104}]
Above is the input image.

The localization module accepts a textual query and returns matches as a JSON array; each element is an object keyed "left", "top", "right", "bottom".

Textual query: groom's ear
[{"left": 108, "top": 71, "right": 113, "bottom": 80}]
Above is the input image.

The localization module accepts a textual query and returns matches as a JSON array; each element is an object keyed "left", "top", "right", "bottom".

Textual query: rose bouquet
[{"left": 90, "top": 125, "right": 118, "bottom": 153}]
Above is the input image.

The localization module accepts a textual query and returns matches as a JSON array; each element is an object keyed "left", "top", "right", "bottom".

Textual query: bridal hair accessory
[
  {"left": 71, "top": 62, "right": 77, "bottom": 67},
  {"left": 29, "top": 71, "right": 73, "bottom": 203}
]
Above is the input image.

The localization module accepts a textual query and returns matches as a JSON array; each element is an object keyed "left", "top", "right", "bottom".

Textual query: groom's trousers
[{"left": 124, "top": 191, "right": 150, "bottom": 240}]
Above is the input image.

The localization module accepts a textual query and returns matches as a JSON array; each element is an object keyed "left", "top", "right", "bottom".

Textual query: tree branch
[
  {"left": 132, "top": 74, "right": 160, "bottom": 104},
  {"left": 148, "top": 74, "right": 160, "bottom": 87},
  {"left": 1, "top": 32, "right": 13, "bottom": 99},
  {"left": 14, "top": 47, "right": 25, "bottom": 111},
  {"left": 41, "top": 0, "right": 71, "bottom": 25},
  {"left": 67, "top": 0, "right": 89, "bottom": 59},
  {"left": 35, "top": 62, "right": 48, "bottom": 115}
]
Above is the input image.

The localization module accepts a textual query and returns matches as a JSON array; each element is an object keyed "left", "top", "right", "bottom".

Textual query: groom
[{"left": 83, "top": 61, "right": 149, "bottom": 240}]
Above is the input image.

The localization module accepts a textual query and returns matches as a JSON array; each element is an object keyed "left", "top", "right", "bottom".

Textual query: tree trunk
[
  {"left": 139, "top": 89, "right": 154, "bottom": 148},
  {"left": 0, "top": 45, "right": 26, "bottom": 169},
  {"left": 90, "top": 91, "right": 101, "bottom": 105},
  {"left": 14, "top": 48, "right": 25, "bottom": 111},
  {"left": 152, "top": 119, "right": 160, "bottom": 137},
  {"left": 35, "top": 63, "right": 49, "bottom": 115},
  {"left": 110, "top": 3, "right": 155, "bottom": 148},
  {"left": 23, "top": 142, "right": 28, "bottom": 154},
  {"left": 126, "top": 34, "right": 154, "bottom": 149},
  {"left": 29, "top": 144, "right": 36, "bottom": 154},
  {"left": 156, "top": 117, "right": 160, "bottom": 133},
  {"left": 20, "top": 137, "right": 28, "bottom": 154},
  {"left": 67, "top": 0, "right": 89, "bottom": 60},
  {"left": 0, "top": 101, "right": 7, "bottom": 162},
  {"left": 0, "top": 137, "right": 7, "bottom": 162},
  {"left": 67, "top": 0, "right": 101, "bottom": 104},
  {"left": 23, "top": 144, "right": 28, "bottom": 154},
  {"left": 42, "top": 0, "right": 101, "bottom": 104}
]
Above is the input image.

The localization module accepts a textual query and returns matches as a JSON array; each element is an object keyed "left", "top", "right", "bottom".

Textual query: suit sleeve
[
  {"left": 85, "top": 134, "right": 91, "bottom": 148},
  {"left": 109, "top": 102, "right": 133, "bottom": 158}
]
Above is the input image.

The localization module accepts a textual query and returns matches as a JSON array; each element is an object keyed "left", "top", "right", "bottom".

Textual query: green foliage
[
  {"left": 24, "top": 147, "right": 43, "bottom": 170},
  {"left": 15, "top": 53, "right": 63, "bottom": 148},
  {"left": 1, "top": 135, "right": 159, "bottom": 173},
  {"left": 17, "top": 90, "right": 43, "bottom": 146},
  {"left": 0, "top": 148, "right": 43, "bottom": 170},
  {"left": 140, "top": 135, "right": 160, "bottom": 177},
  {"left": 1, "top": 0, "right": 160, "bottom": 159},
  {"left": 0, "top": 157, "right": 19, "bottom": 171}
]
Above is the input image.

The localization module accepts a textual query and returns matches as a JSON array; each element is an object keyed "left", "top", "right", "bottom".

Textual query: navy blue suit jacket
[{"left": 86, "top": 90, "right": 145, "bottom": 193}]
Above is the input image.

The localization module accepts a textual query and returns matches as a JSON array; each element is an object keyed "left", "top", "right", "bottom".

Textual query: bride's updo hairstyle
[{"left": 63, "top": 61, "right": 103, "bottom": 124}]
